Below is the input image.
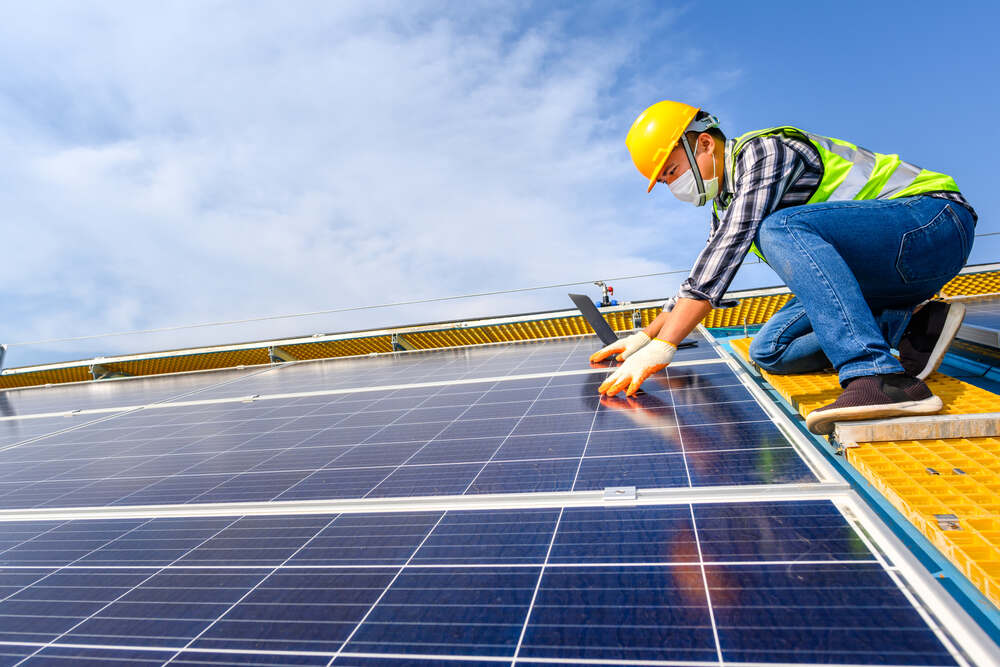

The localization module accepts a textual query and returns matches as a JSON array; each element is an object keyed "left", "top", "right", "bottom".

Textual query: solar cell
[
  {"left": 0, "top": 365, "right": 815, "bottom": 510},
  {"left": 0, "top": 501, "right": 958, "bottom": 665}
]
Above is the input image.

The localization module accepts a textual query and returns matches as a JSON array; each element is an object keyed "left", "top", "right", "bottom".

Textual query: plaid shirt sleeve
[{"left": 663, "top": 136, "right": 808, "bottom": 312}]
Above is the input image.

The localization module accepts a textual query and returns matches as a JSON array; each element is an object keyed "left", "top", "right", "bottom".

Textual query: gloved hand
[
  {"left": 597, "top": 338, "right": 676, "bottom": 397},
  {"left": 589, "top": 331, "right": 651, "bottom": 363}
]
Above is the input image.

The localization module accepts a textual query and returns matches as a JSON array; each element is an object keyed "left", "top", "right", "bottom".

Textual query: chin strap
[{"left": 680, "top": 137, "right": 707, "bottom": 207}]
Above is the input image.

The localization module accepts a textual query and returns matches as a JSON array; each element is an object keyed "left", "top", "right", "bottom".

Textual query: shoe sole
[
  {"left": 805, "top": 395, "right": 943, "bottom": 436},
  {"left": 915, "top": 302, "right": 966, "bottom": 380}
]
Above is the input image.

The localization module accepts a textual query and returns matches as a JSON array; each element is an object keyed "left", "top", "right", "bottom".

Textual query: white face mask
[{"left": 667, "top": 146, "right": 718, "bottom": 207}]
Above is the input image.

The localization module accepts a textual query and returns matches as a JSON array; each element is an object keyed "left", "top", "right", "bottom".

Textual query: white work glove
[
  {"left": 589, "top": 331, "right": 651, "bottom": 363},
  {"left": 598, "top": 338, "right": 676, "bottom": 397}
]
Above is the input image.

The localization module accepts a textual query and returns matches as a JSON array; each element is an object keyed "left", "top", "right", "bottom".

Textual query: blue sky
[{"left": 0, "top": 1, "right": 996, "bottom": 367}]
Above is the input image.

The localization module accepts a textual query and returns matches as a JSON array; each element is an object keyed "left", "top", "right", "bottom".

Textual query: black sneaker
[
  {"left": 898, "top": 301, "right": 966, "bottom": 380},
  {"left": 805, "top": 374, "right": 942, "bottom": 435}
]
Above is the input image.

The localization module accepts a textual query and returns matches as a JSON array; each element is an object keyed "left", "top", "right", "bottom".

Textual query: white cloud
[{"left": 0, "top": 1, "right": 746, "bottom": 365}]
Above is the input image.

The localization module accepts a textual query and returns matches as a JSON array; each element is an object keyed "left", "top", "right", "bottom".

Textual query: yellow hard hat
[{"left": 626, "top": 100, "right": 700, "bottom": 193}]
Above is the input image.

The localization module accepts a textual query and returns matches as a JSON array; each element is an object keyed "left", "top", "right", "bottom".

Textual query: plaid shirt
[{"left": 664, "top": 134, "right": 977, "bottom": 311}]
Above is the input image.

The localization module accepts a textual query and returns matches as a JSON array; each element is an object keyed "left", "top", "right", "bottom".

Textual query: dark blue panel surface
[
  {"left": 687, "top": 447, "right": 816, "bottom": 486},
  {"left": 0, "top": 502, "right": 961, "bottom": 666},
  {"left": 191, "top": 569, "right": 397, "bottom": 653},
  {"left": 170, "top": 653, "right": 330, "bottom": 665},
  {"left": 0, "top": 569, "right": 156, "bottom": 645},
  {"left": 572, "top": 453, "right": 690, "bottom": 489},
  {"left": 550, "top": 506, "right": 697, "bottom": 563},
  {"left": 289, "top": 513, "right": 441, "bottom": 566},
  {"left": 519, "top": 565, "right": 718, "bottom": 662},
  {"left": 57, "top": 570, "right": 266, "bottom": 647},
  {"left": 411, "top": 509, "right": 559, "bottom": 564},
  {"left": 694, "top": 501, "right": 871, "bottom": 562},
  {"left": 27, "top": 645, "right": 172, "bottom": 665},
  {"left": 465, "top": 459, "right": 579, "bottom": 495},
  {"left": 708, "top": 563, "right": 959, "bottom": 665},
  {"left": 343, "top": 567, "right": 539, "bottom": 657}
]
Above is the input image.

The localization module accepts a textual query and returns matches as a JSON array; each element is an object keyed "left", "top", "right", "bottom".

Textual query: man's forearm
[{"left": 642, "top": 298, "right": 712, "bottom": 344}]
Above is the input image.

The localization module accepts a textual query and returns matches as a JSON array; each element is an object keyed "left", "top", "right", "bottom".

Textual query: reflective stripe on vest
[{"left": 720, "top": 127, "right": 961, "bottom": 262}]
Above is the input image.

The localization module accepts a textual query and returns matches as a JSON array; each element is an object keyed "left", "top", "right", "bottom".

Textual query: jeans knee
[{"left": 748, "top": 336, "right": 778, "bottom": 368}]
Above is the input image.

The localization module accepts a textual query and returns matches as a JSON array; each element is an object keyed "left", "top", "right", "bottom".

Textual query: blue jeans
[{"left": 748, "top": 196, "right": 975, "bottom": 386}]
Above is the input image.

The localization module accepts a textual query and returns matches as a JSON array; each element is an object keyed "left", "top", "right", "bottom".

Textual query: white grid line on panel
[
  {"left": 0, "top": 364, "right": 283, "bottom": 455},
  {"left": 462, "top": 375, "right": 560, "bottom": 494},
  {"left": 0, "top": 517, "right": 159, "bottom": 605},
  {"left": 160, "top": 512, "right": 344, "bottom": 665},
  {"left": 667, "top": 373, "right": 724, "bottom": 664},
  {"left": 510, "top": 507, "right": 565, "bottom": 666},
  {"left": 10, "top": 515, "right": 249, "bottom": 666},
  {"left": 326, "top": 512, "right": 450, "bottom": 665}
]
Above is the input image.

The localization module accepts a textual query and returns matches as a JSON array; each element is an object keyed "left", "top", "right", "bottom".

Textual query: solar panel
[
  {"left": 148, "top": 333, "right": 720, "bottom": 406},
  {"left": 0, "top": 364, "right": 817, "bottom": 510},
  {"left": 0, "top": 330, "right": 983, "bottom": 665},
  {"left": 958, "top": 296, "right": 1000, "bottom": 348},
  {"left": 0, "top": 502, "right": 959, "bottom": 664}
]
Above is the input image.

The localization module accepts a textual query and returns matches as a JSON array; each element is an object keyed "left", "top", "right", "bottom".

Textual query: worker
[{"left": 592, "top": 100, "right": 976, "bottom": 435}]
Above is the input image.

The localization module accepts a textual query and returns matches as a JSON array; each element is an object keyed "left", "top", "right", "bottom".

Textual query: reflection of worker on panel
[{"left": 591, "top": 101, "right": 976, "bottom": 435}]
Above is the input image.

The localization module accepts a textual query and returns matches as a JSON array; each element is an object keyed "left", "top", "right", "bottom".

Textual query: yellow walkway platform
[{"left": 730, "top": 337, "right": 1000, "bottom": 608}]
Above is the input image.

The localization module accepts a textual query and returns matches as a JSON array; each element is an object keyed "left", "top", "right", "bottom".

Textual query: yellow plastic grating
[
  {"left": 730, "top": 337, "right": 1000, "bottom": 418},
  {"left": 943, "top": 270, "right": 1000, "bottom": 298},
  {"left": 703, "top": 293, "right": 794, "bottom": 327},
  {"left": 638, "top": 307, "right": 661, "bottom": 328},
  {"left": 405, "top": 313, "right": 639, "bottom": 350},
  {"left": 0, "top": 366, "right": 92, "bottom": 389},
  {"left": 110, "top": 349, "right": 271, "bottom": 377},
  {"left": 848, "top": 438, "right": 1000, "bottom": 608},
  {"left": 282, "top": 336, "right": 394, "bottom": 360}
]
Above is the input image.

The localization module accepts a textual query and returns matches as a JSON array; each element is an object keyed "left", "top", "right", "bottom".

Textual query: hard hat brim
[{"left": 646, "top": 153, "right": 671, "bottom": 193}]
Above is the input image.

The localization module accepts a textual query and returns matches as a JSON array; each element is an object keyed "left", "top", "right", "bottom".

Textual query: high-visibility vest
[{"left": 713, "top": 126, "right": 961, "bottom": 261}]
